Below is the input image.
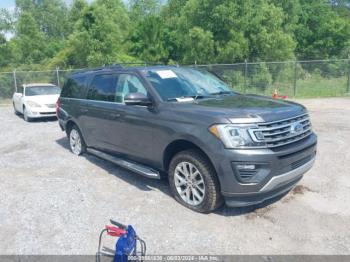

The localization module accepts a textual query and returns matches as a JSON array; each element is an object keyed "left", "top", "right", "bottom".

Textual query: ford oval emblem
[{"left": 290, "top": 122, "right": 303, "bottom": 134}]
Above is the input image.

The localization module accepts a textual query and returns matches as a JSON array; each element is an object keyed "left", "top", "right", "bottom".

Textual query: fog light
[
  {"left": 237, "top": 164, "right": 256, "bottom": 170},
  {"left": 233, "top": 162, "right": 270, "bottom": 184}
]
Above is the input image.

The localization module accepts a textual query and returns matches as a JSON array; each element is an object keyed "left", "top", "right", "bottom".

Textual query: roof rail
[{"left": 71, "top": 64, "right": 124, "bottom": 75}]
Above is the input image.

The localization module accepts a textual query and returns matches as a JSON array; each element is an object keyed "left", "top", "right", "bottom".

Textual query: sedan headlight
[
  {"left": 209, "top": 124, "right": 266, "bottom": 148},
  {"left": 26, "top": 101, "right": 41, "bottom": 108}
]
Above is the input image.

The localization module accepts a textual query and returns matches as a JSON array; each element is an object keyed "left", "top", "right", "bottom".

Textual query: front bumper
[
  {"left": 223, "top": 157, "right": 315, "bottom": 207},
  {"left": 26, "top": 107, "right": 57, "bottom": 118},
  {"left": 211, "top": 133, "right": 317, "bottom": 207}
]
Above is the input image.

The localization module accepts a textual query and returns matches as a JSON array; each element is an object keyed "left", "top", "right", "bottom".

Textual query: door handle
[
  {"left": 80, "top": 108, "right": 88, "bottom": 113},
  {"left": 110, "top": 113, "right": 121, "bottom": 118}
]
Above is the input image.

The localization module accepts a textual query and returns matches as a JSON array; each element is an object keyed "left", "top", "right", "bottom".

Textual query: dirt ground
[{"left": 0, "top": 98, "right": 349, "bottom": 255}]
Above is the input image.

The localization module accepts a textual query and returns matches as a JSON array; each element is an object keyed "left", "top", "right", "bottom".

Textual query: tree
[
  {"left": 129, "top": 15, "right": 169, "bottom": 63},
  {"left": 15, "top": 0, "right": 70, "bottom": 38},
  {"left": 129, "top": 0, "right": 160, "bottom": 20},
  {"left": 52, "top": 0, "right": 134, "bottom": 67},
  {"left": 13, "top": 11, "right": 46, "bottom": 64},
  {"left": 295, "top": 0, "right": 350, "bottom": 59},
  {"left": 0, "top": 0, "right": 349, "bottom": 69},
  {"left": 182, "top": 27, "right": 215, "bottom": 64},
  {"left": 166, "top": 0, "right": 296, "bottom": 63}
]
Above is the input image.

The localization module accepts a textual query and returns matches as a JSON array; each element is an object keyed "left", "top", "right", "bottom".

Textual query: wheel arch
[
  {"left": 163, "top": 139, "right": 215, "bottom": 173},
  {"left": 65, "top": 119, "right": 77, "bottom": 135}
]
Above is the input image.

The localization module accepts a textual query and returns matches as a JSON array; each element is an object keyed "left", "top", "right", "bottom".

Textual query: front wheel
[
  {"left": 69, "top": 125, "right": 86, "bottom": 155},
  {"left": 23, "top": 107, "right": 31, "bottom": 122},
  {"left": 168, "top": 149, "right": 223, "bottom": 213},
  {"left": 13, "top": 103, "right": 20, "bottom": 115}
]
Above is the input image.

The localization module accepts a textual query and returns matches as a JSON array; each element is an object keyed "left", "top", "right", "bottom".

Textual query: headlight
[
  {"left": 26, "top": 101, "right": 41, "bottom": 108},
  {"left": 209, "top": 124, "right": 266, "bottom": 148}
]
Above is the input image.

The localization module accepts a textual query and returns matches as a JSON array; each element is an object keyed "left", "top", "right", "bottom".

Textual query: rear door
[{"left": 81, "top": 73, "right": 121, "bottom": 151}]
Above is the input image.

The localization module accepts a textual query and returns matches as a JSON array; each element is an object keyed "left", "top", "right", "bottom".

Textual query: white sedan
[{"left": 12, "top": 83, "right": 61, "bottom": 122}]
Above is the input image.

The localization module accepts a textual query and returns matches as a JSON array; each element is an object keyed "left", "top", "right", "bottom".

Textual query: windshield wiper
[
  {"left": 167, "top": 95, "right": 208, "bottom": 102},
  {"left": 209, "top": 91, "right": 233, "bottom": 96}
]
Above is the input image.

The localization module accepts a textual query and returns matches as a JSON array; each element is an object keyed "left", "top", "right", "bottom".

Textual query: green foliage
[
  {"left": 249, "top": 63, "right": 273, "bottom": 90},
  {"left": 13, "top": 12, "right": 46, "bottom": 64},
  {"left": 182, "top": 27, "right": 215, "bottom": 64},
  {"left": 51, "top": 0, "right": 134, "bottom": 68},
  {"left": 129, "top": 15, "right": 169, "bottom": 63},
  {"left": 294, "top": 0, "right": 350, "bottom": 59},
  {"left": 0, "top": 0, "right": 348, "bottom": 69}
]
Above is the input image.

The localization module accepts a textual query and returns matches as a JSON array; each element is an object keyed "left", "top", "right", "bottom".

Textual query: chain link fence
[
  {"left": 196, "top": 59, "right": 350, "bottom": 98},
  {"left": 0, "top": 59, "right": 349, "bottom": 101},
  {"left": 0, "top": 68, "right": 78, "bottom": 100}
]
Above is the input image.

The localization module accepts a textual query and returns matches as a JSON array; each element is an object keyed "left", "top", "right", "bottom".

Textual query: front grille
[
  {"left": 40, "top": 112, "right": 56, "bottom": 115},
  {"left": 251, "top": 114, "right": 312, "bottom": 148}
]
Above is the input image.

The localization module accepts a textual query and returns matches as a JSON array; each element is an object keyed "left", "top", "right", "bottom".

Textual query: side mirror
[{"left": 124, "top": 92, "right": 152, "bottom": 106}]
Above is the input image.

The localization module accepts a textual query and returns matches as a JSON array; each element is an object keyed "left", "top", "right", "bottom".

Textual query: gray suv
[{"left": 57, "top": 65, "right": 317, "bottom": 213}]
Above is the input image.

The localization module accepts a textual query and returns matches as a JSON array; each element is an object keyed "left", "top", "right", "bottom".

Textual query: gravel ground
[{"left": 0, "top": 98, "right": 349, "bottom": 255}]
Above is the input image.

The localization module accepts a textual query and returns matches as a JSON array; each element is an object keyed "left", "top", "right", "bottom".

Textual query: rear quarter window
[{"left": 61, "top": 75, "right": 87, "bottom": 99}]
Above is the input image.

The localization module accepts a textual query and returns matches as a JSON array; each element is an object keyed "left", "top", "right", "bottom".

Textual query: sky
[{"left": 0, "top": 0, "right": 16, "bottom": 9}]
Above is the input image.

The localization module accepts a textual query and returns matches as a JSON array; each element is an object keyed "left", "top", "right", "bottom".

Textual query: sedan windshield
[
  {"left": 142, "top": 67, "right": 234, "bottom": 101},
  {"left": 25, "top": 86, "right": 61, "bottom": 96}
]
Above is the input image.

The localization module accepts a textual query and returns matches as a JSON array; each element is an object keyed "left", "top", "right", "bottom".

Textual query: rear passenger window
[
  {"left": 87, "top": 74, "right": 118, "bottom": 102},
  {"left": 61, "top": 75, "right": 87, "bottom": 98}
]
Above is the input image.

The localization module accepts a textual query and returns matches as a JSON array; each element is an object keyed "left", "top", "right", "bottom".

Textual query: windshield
[
  {"left": 142, "top": 67, "right": 233, "bottom": 101},
  {"left": 25, "top": 86, "right": 61, "bottom": 96}
]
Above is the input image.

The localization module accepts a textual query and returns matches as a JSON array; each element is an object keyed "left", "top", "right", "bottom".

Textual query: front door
[{"left": 108, "top": 73, "right": 155, "bottom": 164}]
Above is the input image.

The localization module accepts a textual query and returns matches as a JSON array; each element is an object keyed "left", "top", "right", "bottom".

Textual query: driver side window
[{"left": 115, "top": 74, "right": 147, "bottom": 103}]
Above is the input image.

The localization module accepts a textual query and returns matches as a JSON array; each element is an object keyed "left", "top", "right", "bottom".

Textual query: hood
[
  {"left": 24, "top": 94, "right": 59, "bottom": 105},
  {"left": 171, "top": 94, "right": 306, "bottom": 123}
]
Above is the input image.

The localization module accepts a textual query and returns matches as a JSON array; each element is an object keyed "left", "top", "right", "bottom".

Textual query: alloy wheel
[
  {"left": 70, "top": 129, "right": 82, "bottom": 155},
  {"left": 174, "top": 161, "right": 206, "bottom": 206}
]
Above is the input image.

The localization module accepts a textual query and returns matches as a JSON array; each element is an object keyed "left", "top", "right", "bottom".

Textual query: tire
[
  {"left": 68, "top": 125, "right": 86, "bottom": 155},
  {"left": 23, "top": 107, "right": 31, "bottom": 122},
  {"left": 168, "top": 149, "right": 223, "bottom": 213},
  {"left": 13, "top": 103, "right": 19, "bottom": 115}
]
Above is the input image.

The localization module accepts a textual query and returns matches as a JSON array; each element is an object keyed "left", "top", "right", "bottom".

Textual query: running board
[{"left": 87, "top": 148, "right": 161, "bottom": 179}]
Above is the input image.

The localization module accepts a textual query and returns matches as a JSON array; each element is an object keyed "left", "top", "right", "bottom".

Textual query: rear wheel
[
  {"left": 168, "top": 149, "right": 223, "bottom": 213},
  {"left": 68, "top": 125, "right": 86, "bottom": 155}
]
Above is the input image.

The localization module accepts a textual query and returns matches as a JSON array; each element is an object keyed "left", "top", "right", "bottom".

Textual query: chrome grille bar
[{"left": 250, "top": 113, "right": 312, "bottom": 148}]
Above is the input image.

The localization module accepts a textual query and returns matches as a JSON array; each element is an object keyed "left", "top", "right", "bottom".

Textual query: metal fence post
[
  {"left": 56, "top": 67, "right": 60, "bottom": 87},
  {"left": 13, "top": 70, "right": 17, "bottom": 93},
  {"left": 347, "top": 56, "right": 350, "bottom": 94},
  {"left": 293, "top": 61, "right": 297, "bottom": 97},
  {"left": 244, "top": 59, "right": 248, "bottom": 94}
]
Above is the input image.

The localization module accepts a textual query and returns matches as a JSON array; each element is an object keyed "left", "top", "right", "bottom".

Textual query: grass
[
  {"left": 230, "top": 75, "right": 350, "bottom": 99},
  {"left": 295, "top": 76, "right": 349, "bottom": 98}
]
